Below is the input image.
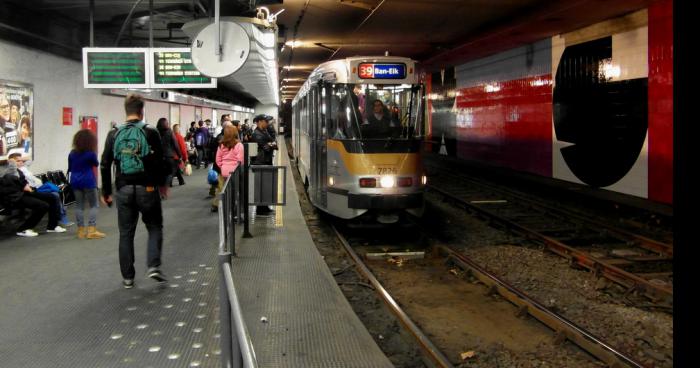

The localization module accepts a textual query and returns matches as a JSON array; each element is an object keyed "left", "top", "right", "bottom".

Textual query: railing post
[{"left": 242, "top": 143, "right": 253, "bottom": 238}]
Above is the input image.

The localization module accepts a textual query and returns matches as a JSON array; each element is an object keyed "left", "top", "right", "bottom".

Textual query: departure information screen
[
  {"left": 85, "top": 51, "right": 147, "bottom": 86},
  {"left": 358, "top": 63, "right": 407, "bottom": 79},
  {"left": 152, "top": 50, "right": 215, "bottom": 88}
]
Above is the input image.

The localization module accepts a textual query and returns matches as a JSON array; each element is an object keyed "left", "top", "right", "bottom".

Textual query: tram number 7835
[{"left": 377, "top": 167, "right": 398, "bottom": 175}]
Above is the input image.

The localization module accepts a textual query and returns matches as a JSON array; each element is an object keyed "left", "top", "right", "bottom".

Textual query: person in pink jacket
[{"left": 212, "top": 125, "right": 244, "bottom": 212}]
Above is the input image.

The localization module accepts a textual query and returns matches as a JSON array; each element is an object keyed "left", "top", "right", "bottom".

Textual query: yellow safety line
[{"left": 274, "top": 139, "right": 284, "bottom": 227}]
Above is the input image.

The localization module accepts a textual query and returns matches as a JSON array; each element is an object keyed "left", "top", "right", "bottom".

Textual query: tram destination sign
[
  {"left": 358, "top": 63, "right": 407, "bottom": 79},
  {"left": 83, "top": 48, "right": 149, "bottom": 88},
  {"left": 150, "top": 48, "right": 216, "bottom": 88}
]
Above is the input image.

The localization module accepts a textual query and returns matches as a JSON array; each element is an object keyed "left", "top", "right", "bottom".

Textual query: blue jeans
[
  {"left": 48, "top": 192, "right": 68, "bottom": 223},
  {"left": 115, "top": 185, "right": 163, "bottom": 280},
  {"left": 73, "top": 188, "right": 98, "bottom": 226}
]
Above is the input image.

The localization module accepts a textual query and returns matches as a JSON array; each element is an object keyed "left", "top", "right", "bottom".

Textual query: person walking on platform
[
  {"left": 100, "top": 93, "right": 169, "bottom": 289},
  {"left": 208, "top": 116, "right": 231, "bottom": 205},
  {"left": 156, "top": 117, "right": 184, "bottom": 192},
  {"left": 68, "top": 129, "right": 105, "bottom": 239},
  {"left": 194, "top": 120, "right": 209, "bottom": 168},
  {"left": 172, "top": 123, "right": 188, "bottom": 186},
  {"left": 251, "top": 114, "right": 277, "bottom": 217}
]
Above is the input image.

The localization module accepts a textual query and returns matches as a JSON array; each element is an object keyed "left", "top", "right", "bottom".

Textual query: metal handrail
[{"left": 217, "top": 165, "right": 258, "bottom": 368}]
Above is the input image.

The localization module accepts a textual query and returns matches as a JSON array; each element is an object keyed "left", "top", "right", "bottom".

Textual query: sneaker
[
  {"left": 123, "top": 279, "right": 134, "bottom": 289},
  {"left": 16, "top": 229, "right": 39, "bottom": 237},
  {"left": 147, "top": 268, "right": 168, "bottom": 283},
  {"left": 47, "top": 225, "right": 67, "bottom": 233},
  {"left": 211, "top": 205, "right": 218, "bottom": 213}
]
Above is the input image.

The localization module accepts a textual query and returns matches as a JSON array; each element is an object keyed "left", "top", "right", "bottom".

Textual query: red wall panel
[
  {"left": 455, "top": 75, "right": 553, "bottom": 177},
  {"left": 648, "top": 0, "right": 673, "bottom": 204}
]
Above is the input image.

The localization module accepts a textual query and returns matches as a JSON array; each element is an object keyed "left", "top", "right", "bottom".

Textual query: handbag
[{"left": 184, "top": 163, "right": 192, "bottom": 176}]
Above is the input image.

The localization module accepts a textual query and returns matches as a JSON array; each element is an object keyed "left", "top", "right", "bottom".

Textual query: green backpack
[{"left": 113, "top": 121, "right": 150, "bottom": 175}]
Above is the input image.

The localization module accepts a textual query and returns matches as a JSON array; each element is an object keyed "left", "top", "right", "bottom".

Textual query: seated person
[
  {"left": 1, "top": 153, "right": 66, "bottom": 236},
  {"left": 17, "top": 157, "right": 73, "bottom": 227},
  {"left": 361, "top": 99, "right": 392, "bottom": 138}
]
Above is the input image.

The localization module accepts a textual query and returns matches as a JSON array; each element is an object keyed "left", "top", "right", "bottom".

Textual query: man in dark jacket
[
  {"left": 100, "top": 93, "right": 169, "bottom": 289},
  {"left": 1, "top": 153, "right": 64, "bottom": 237},
  {"left": 251, "top": 115, "right": 277, "bottom": 216}
]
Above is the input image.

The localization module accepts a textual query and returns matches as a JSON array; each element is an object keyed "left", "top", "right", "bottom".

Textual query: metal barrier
[
  {"left": 214, "top": 140, "right": 287, "bottom": 367},
  {"left": 217, "top": 167, "right": 258, "bottom": 368}
]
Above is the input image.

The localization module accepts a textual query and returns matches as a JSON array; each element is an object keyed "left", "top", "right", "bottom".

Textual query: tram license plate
[{"left": 377, "top": 167, "right": 397, "bottom": 175}]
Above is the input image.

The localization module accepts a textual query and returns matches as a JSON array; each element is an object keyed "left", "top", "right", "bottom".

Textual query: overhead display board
[
  {"left": 150, "top": 48, "right": 216, "bottom": 88},
  {"left": 358, "top": 63, "right": 407, "bottom": 79},
  {"left": 83, "top": 48, "right": 149, "bottom": 88}
]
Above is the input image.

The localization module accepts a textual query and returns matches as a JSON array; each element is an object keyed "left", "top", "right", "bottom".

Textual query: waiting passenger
[
  {"left": 1, "top": 153, "right": 65, "bottom": 237},
  {"left": 68, "top": 129, "right": 105, "bottom": 239},
  {"left": 213, "top": 124, "right": 244, "bottom": 213},
  {"left": 251, "top": 114, "right": 277, "bottom": 217},
  {"left": 18, "top": 155, "right": 73, "bottom": 227},
  {"left": 209, "top": 117, "right": 232, "bottom": 207}
]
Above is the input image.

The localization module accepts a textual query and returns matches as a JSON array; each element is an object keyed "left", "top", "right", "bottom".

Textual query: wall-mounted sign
[
  {"left": 150, "top": 48, "right": 217, "bottom": 88},
  {"left": 358, "top": 63, "right": 407, "bottom": 79},
  {"left": 83, "top": 48, "right": 149, "bottom": 88},
  {"left": 1, "top": 80, "right": 33, "bottom": 162},
  {"left": 62, "top": 107, "right": 73, "bottom": 126}
]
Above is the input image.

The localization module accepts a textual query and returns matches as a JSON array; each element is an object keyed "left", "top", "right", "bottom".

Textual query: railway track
[
  {"left": 426, "top": 171, "right": 673, "bottom": 308},
  {"left": 332, "top": 226, "right": 650, "bottom": 368}
]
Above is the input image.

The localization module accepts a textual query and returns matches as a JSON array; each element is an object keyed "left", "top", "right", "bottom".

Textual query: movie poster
[{"left": 1, "top": 80, "right": 33, "bottom": 163}]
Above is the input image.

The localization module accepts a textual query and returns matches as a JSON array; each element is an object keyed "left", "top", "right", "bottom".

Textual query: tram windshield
[{"left": 327, "top": 83, "right": 423, "bottom": 140}]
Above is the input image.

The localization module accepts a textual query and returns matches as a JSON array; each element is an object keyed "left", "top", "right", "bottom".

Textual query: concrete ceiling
[{"left": 0, "top": 0, "right": 653, "bottom": 104}]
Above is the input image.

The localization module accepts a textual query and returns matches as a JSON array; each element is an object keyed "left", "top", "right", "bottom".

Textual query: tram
[{"left": 291, "top": 56, "right": 426, "bottom": 223}]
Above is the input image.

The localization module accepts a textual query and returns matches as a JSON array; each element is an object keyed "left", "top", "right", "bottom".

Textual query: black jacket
[
  {"left": 0, "top": 170, "right": 27, "bottom": 206},
  {"left": 251, "top": 127, "right": 274, "bottom": 165},
  {"left": 100, "top": 121, "right": 168, "bottom": 196},
  {"left": 159, "top": 128, "right": 183, "bottom": 160},
  {"left": 211, "top": 132, "right": 224, "bottom": 174}
]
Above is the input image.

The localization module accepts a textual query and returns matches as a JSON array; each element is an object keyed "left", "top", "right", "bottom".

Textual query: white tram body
[{"left": 291, "top": 56, "right": 426, "bottom": 222}]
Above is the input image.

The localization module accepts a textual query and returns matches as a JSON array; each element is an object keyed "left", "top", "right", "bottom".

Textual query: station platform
[
  {"left": 0, "top": 170, "right": 224, "bottom": 367},
  {"left": 231, "top": 139, "right": 393, "bottom": 367}
]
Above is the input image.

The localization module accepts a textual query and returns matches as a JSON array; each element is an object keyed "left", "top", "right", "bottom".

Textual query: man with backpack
[{"left": 100, "top": 93, "right": 169, "bottom": 289}]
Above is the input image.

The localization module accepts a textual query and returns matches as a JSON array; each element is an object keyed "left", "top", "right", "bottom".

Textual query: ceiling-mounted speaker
[{"left": 191, "top": 21, "right": 250, "bottom": 78}]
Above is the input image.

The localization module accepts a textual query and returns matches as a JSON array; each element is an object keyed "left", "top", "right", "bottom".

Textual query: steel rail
[
  {"left": 439, "top": 245, "right": 647, "bottom": 368},
  {"left": 428, "top": 185, "right": 673, "bottom": 305},
  {"left": 434, "top": 171, "right": 673, "bottom": 256},
  {"left": 332, "top": 226, "right": 455, "bottom": 368},
  {"left": 222, "top": 263, "right": 259, "bottom": 368}
]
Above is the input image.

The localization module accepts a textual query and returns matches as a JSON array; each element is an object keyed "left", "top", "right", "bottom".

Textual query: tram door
[{"left": 310, "top": 83, "right": 328, "bottom": 207}]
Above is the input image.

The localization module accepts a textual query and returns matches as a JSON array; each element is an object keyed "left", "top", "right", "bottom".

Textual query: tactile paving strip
[{"left": 232, "top": 141, "right": 393, "bottom": 367}]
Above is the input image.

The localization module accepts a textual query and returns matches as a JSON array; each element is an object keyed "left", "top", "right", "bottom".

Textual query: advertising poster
[{"left": 1, "top": 80, "right": 33, "bottom": 163}]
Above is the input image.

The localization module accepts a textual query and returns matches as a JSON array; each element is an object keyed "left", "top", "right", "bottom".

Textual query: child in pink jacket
[{"left": 213, "top": 125, "right": 244, "bottom": 212}]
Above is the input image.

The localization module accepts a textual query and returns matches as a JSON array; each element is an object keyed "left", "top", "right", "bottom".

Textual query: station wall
[
  {"left": 428, "top": 0, "right": 673, "bottom": 204},
  {"left": 0, "top": 39, "right": 253, "bottom": 184}
]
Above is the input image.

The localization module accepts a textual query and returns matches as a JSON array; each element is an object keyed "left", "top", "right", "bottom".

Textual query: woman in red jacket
[
  {"left": 172, "top": 123, "right": 188, "bottom": 186},
  {"left": 212, "top": 125, "right": 244, "bottom": 212}
]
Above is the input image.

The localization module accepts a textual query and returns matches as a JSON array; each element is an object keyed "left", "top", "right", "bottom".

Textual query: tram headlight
[
  {"left": 379, "top": 175, "right": 395, "bottom": 188},
  {"left": 421, "top": 175, "right": 428, "bottom": 185},
  {"left": 328, "top": 176, "right": 335, "bottom": 186}
]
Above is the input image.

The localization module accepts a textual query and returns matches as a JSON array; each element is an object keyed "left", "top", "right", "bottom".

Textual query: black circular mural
[{"left": 553, "top": 36, "right": 648, "bottom": 188}]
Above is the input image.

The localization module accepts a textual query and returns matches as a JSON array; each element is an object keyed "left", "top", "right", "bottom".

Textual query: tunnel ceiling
[{"left": 0, "top": 0, "right": 652, "bottom": 104}]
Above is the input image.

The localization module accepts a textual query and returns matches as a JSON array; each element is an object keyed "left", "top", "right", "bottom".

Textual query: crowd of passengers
[{"left": 0, "top": 93, "right": 280, "bottom": 289}]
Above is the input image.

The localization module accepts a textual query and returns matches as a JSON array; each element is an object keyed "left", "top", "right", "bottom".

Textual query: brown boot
[
  {"left": 77, "top": 226, "right": 87, "bottom": 239},
  {"left": 86, "top": 226, "right": 106, "bottom": 239}
]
